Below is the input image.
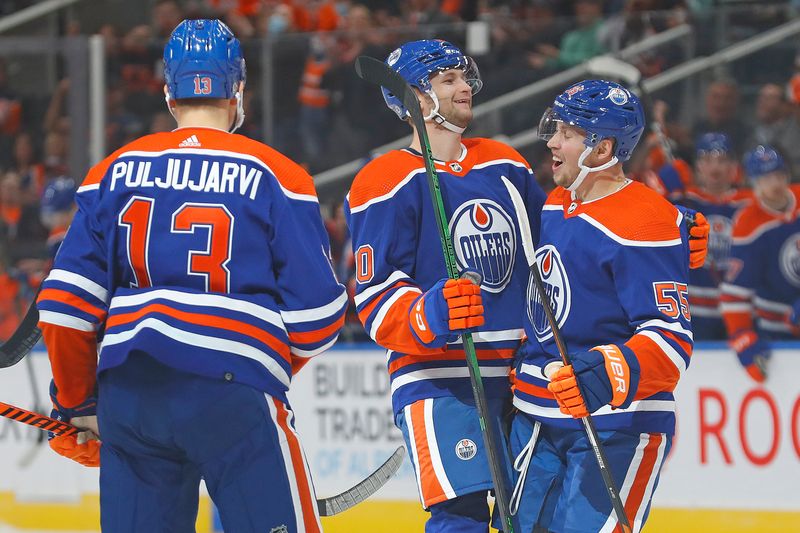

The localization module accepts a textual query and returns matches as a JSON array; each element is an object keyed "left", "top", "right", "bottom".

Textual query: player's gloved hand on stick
[
  {"left": 676, "top": 205, "right": 710, "bottom": 269},
  {"left": 545, "top": 345, "right": 640, "bottom": 418},
  {"left": 729, "top": 329, "right": 770, "bottom": 383},
  {"left": 409, "top": 273, "right": 484, "bottom": 348},
  {"left": 49, "top": 381, "right": 101, "bottom": 467}
]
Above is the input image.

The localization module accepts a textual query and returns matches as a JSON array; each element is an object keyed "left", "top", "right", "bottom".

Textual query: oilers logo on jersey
[
  {"left": 706, "top": 214, "right": 733, "bottom": 268},
  {"left": 450, "top": 199, "right": 516, "bottom": 293},
  {"left": 779, "top": 232, "right": 800, "bottom": 287},
  {"left": 527, "top": 245, "right": 571, "bottom": 342}
]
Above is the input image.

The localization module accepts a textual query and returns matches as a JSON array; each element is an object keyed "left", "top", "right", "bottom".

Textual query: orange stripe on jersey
[
  {"left": 38, "top": 288, "right": 106, "bottom": 321},
  {"left": 387, "top": 349, "right": 513, "bottom": 374},
  {"left": 39, "top": 322, "right": 98, "bottom": 409},
  {"left": 356, "top": 280, "right": 414, "bottom": 322},
  {"left": 287, "top": 312, "right": 345, "bottom": 345},
  {"left": 550, "top": 182, "right": 681, "bottom": 242},
  {"left": 756, "top": 308, "right": 788, "bottom": 322},
  {"left": 514, "top": 379, "right": 553, "bottom": 400},
  {"left": 409, "top": 401, "right": 445, "bottom": 506},
  {"left": 722, "top": 311, "right": 753, "bottom": 337},
  {"left": 273, "top": 399, "right": 321, "bottom": 533},
  {"left": 348, "top": 150, "right": 425, "bottom": 210},
  {"left": 106, "top": 303, "right": 291, "bottom": 362},
  {"left": 614, "top": 433, "right": 664, "bottom": 533},
  {"left": 689, "top": 295, "right": 718, "bottom": 307},
  {"left": 728, "top": 187, "right": 800, "bottom": 239},
  {"left": 660, "top": 330, "right": 692, "bottom": 358},
  {"left": 358, "top": 285, "right": 443, "bottom": 356},
  {"left": 625, "top": 334, "right": 680, "bottom": 399}
]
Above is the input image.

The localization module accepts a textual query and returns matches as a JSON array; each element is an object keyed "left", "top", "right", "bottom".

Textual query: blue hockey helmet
[
  {"left": 163, "top": 19, "right": 246, "bottom": 100},
  {"left": 743, "top": 145, "right": 787, "bottom": 181},
  {"left": 41, "top": 176, "right": 77, "bottom": 216},
  {"left": 538, "top": 79, "right": 645, "bottom": 162},
  {"left": 382, "top": 40, "right": 482, "bottom": 123},
  {"left": 695, "top": 132, "right": 732, "bottom": 158}
]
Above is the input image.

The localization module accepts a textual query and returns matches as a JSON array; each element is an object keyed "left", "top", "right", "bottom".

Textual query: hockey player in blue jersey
[
  {"left": 653, "top": 133, "right": 752, "bottom": 340},
  {"left": 346, "top": 39, "right": 547, "bottom": 532},
  {"left": 36, "top": 19, "right": 345, "bottom": 532},
  {"left": 509, "top": 80, "right": 693, "bottom": 533},
  {"left": 721, "top": 145, "right": 800, "bottom": 382}
]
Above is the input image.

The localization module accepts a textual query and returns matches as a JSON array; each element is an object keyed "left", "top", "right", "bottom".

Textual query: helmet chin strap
[
  {"left": 165, "top": 94, "right": 177, "bottom": 121},
  {"left": 230, "top": 91, "right": 245, "bottom": 133},
  {"left": 567, "top": 145, "right": 619, "bottom": 194},
  {"left": 423, "top": 90, "right": 466, "bottom": 134}
]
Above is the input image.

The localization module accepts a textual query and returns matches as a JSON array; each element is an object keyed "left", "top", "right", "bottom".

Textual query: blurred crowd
[{"left": 0, "top": 0, "right": 798, "bottom": 346}]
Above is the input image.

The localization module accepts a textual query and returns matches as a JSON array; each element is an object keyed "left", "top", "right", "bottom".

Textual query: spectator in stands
[
  {"left": 691, "top": 79, "right": 749, "bottom": 155},
  {"left": 298, "top": 34, "right": 334, "bottom": 165},
  {"left": 39, "top": 176, "right": 77, "bottom": 259},
  {"left": 746, "top": 83, "right": 800, "bottom": 175},
  {"left": 528, "top": 0, "right": 606, "bottom": 70},
  {"left": 12, "top": 132, "right": 46, "bottom": 203},
  {"left": 152, "top": 0, "right": 185, "bottom": 39},
  {"left": 0, "top": 172, "right": 48, "bottom": 253},
  {"left": 0, "top": 247, "right": 25, "bottom": 342},
  {"left": 404, "top": 0, "right": 456, "bottom": 26},
  {"left": 0, "top": 59, "right": 22, "bottom": 171}
]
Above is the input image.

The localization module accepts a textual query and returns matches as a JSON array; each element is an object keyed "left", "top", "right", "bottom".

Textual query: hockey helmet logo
[
  {"left": 779, "top": 233, "right": 800, "bottom": 287},
  {"left": 705, "top": 214, "right": 733, "bottom": 269},
  {"left": 387, "top": 48, "right": 402, "bottom": 66},
  {"left": 455, "top": 438, "right": 477, "bottom": 460},
  {"left": 450, "top": 199, "right": 516, "bottom": 293},
  {"left": 608, "top": 87, "right": 629, "bottom": 106},
  {"left": 564, "top": 84, "right": 584, "bottom": 98},
  {"left": 527, "top": 245, "right": 571, "bottom": 342}
]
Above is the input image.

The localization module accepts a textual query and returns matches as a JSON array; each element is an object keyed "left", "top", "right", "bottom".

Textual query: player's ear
[{"left": 596, "top": 138, "right": 614, "bottom": 160}]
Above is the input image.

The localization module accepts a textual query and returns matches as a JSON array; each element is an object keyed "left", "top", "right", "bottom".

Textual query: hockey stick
[
  {"left": 500, "top": 176, "right": 632, "bottom": 533},
  {"left": 316, "top": 445, "right": 405, "bottom": 516},
  {"left": 354, "top": 55, "right": 519, "bottom": 533},
  {"left": 0, "top": 399, "right": 405, "bottom": 517},
  {"left": 0, "top": 296, "right": 42, "bottom": 368}
]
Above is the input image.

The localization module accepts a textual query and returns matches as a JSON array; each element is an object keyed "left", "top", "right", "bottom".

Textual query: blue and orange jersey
[
  {"left": 680, "top": 186, "right": 753, "bottom": 339},
  {"left": 720, "top": 185, "right": 800, "bottom": 340},
  {"left": 514, "top": 181, "right": 693, "bottom": 435},
  {"left": 344, "top": 138, "right": 546, "bottom": 415},
  {"left": 37, "top": 127, "right": 346, "bottom": 408}
]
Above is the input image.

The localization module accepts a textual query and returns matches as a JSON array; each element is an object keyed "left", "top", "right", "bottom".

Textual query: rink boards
[{"left": 0, "top": 343, "right": 798, "bottom": 532}]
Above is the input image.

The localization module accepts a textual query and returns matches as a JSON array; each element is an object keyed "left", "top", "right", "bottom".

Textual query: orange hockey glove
[{"left": 410, "top": 276, "right": 484, "bottom": 347}]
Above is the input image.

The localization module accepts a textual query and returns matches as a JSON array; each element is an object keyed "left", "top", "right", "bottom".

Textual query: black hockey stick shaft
[
  {"left": 355, "top": 55, "right": 519, "bottom": 533},
  {"left": 500, "top": 177, "right": 632, "bottom": 533},
  {"left": 1, "top": 398, "right": 404, "bottom": 517},
  {"left": 0, "top": 290, "right": 42, "bottom": 368}
]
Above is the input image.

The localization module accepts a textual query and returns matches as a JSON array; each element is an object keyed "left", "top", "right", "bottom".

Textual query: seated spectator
[
  {"left": 12, "top": 132, "right": 46, "bottom": 203},
  {"left": 746, "top": 83, "right": 800, "bottom": 175},
  {"left": 691, "top": 79, "right": 750, "bottom": 155},
  {"left": 528, "top": 0, "right": 606, "bottom": 70},
  {"left": 0, "top": 59, "right": 22, "bottom": 171},
  {"left": 721, "top": 145, "right": 799, "bottom": 383},
  {"left": 0, "top": 248, "right": 25, "bottom": 342}
]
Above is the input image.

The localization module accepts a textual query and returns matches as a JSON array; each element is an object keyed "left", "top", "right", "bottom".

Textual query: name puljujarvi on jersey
[{"left": 109, "top": 157, "right": 263, "bottom": 199}]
